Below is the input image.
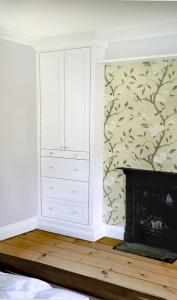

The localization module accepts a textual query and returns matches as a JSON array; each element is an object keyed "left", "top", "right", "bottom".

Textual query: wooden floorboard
[
  {"left": 0, "top": 230, "right": 177, "bottom": 299},
  {"left": 0, "top": 253, "right": 161, "bottom": 300}
]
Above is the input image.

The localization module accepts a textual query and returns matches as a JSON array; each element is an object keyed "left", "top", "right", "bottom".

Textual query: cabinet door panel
[
  {"left": 40, "top": 51, "right": 64, "bottom": 150},
  {"left": 65, "top": 48, "right": 90, "bottom": 152}
]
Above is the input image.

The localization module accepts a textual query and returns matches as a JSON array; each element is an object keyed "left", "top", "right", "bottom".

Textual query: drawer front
[
  {"left": 41, "top": 157, "right": 89, "bottom": 181},
  {"left": 41, "top": 149, "right": 89, "bottom": 160},
  {"left": 41, "top": 178, "right": 88, "bottom": 203},
  {"left": 42, "top": 197, "right": 88, "bottom": 225}
]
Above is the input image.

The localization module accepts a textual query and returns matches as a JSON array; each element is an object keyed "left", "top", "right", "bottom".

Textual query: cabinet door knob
[
  {"left": 50, "top": 186, "right": 54, "bottom": 190},
  {"left": 48, "top": 206, "right": 53, "bottom": 210},
  {"left": 49, "top": 166, "right": 54, "bottom": 169},
  {"left": 72, "top": 210, "right": 78, "bottom": 215},
  {"left": 74, "top": 168, "right": 78, "bottom": 172}
]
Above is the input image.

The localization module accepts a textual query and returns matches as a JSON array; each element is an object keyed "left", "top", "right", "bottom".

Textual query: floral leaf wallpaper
[{"left": 104, "top": 58, "right": 177, "bottom": 225}]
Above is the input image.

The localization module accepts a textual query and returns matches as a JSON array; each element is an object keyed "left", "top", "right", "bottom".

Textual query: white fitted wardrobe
[{"left": 37, "top": 41, "right": 105, "bottom": 241}]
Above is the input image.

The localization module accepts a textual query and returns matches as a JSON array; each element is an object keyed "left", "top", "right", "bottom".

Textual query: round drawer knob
[
  {"left": 72, "top": 210, "right": 78, "bottom": 215},
  {"left": 49, "top": 152, "right": 53, "bottom": 155},
  {"left": 74, "top": 168, "right": 78, "bottom": 172},
  {"left": 49, "top": 166, "right": 54, "bottom": 169},
  {"left": 50, "top": 186, "right": 54, "bottom": 190},
  {"left": 72, "top": 190, "right": 77, "bottom": 194}
]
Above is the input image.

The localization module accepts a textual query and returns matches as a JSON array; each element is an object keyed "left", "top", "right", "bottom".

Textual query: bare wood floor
[{"left": 0, "top": 230, "right": 177, "bottom": 299}]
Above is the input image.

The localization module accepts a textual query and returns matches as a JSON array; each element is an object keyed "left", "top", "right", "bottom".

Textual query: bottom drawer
[{"left": 42, "top": 197, "right": 88, "bottom": 225}]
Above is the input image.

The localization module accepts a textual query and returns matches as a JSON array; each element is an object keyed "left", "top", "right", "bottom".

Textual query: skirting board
[
  {"left": 38, "top": 217, "right": 124, "bottom": 241},
  {"left": 0, "top": 217, "right": 124, "bottom": 242},
  {"left": 38, "top": 217, "right": 106, "bottom": 242},
  {"left": 105, "top": 224, "right": 125, "bottom": 240},
  {"left": 0, "top": 217, "right": 38, "bottom": 241}
]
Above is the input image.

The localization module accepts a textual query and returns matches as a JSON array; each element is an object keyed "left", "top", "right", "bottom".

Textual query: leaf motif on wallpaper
[
  {"left": 104, "top": 59, "right": 177, "bottom": 225},
  {"left": 143, "top": 61, "right": 151, "bottom": 67},
  {"left": 174, "top": 164, "right": 177, "bottom": 170},
  {"left": 133, "top": 60, "right": 177, "bottom": 171}
]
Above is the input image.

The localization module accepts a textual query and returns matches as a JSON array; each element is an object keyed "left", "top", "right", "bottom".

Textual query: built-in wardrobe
[
  {"left": 37, "top": 41, "right": 106, "bottom": 241},
  {"left": 0, "top": 36, "right": 105, "bottom": 240}
]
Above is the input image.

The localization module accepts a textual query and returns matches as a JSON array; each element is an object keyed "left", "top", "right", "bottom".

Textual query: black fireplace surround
[{"left": 121, "top": 168, "right": 177, "bottom": 253}]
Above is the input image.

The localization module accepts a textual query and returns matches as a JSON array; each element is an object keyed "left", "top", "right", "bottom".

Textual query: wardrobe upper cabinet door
[
  {"left": 40, "top": 51, "right": 65, "bottom": 150},
  {"left": 65, "top": 48, "right": 90, "bottom": 152}
]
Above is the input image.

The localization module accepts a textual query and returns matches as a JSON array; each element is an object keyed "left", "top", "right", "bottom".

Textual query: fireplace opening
[{"left": 115, "top": 168, "right": 177, "bottom": 262}]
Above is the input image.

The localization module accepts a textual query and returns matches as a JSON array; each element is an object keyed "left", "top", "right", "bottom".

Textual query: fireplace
[{"left": 115, "top": 168, "right": 177, "bottom": 262}]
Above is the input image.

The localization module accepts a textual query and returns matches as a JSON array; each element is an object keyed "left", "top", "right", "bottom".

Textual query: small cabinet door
[
  {"left": 65, "top": 48, "right": 90, "bottom": 152},
  {"left": 40, "top": 51, "right": 64, "bottom": 150}
]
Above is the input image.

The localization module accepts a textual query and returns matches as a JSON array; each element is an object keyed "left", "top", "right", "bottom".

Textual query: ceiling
[{"left": 0, "top": 0, "right": 177, "bottom": 39}]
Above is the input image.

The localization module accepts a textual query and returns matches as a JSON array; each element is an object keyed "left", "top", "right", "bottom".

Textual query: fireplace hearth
[{"left": 115, "top": 168, "right": 177, "bottom": 262}]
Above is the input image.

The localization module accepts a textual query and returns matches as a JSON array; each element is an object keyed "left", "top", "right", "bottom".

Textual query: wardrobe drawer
[
  {"left": 41, "top": 157, "right": 89, "bottom": 181},
  {"left": 41, "top": 178, "right": 88, "bottom": 203},
  {"left": 41, "top": 149, "right": 89, "bottom": 160},
  {"left": 42, "top": 197, "right": 88, "bottom": 225}
]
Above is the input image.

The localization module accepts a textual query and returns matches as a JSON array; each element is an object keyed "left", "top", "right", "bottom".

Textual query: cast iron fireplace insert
[{"left": 116, "top": 168, "right": 177, "bottom": 258}]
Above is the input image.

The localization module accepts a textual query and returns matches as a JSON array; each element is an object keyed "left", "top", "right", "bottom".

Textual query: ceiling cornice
[
  {"left": 0, "top": 27, "right": 34, "bottom": 47},
  {"left": 1, "top": 22, "right": 177, "bottom": 48},
  {"left": 105, "top": 22, "right": 177, "bottom": 43}
]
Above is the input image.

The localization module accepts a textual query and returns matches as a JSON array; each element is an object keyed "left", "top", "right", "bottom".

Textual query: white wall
[
  {"left": 106, "top": 34, "right": 177, "bottom": 60},
  {"left": 0, "top": 38, "right": 37, "bottom": 227}
]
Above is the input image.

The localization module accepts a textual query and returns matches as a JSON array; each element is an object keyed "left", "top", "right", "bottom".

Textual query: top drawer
[
  {"left": 41, "top": 157, "right": 89, "bottom": 181},
  {"left": 41, "top": 149, "right": 89, "bottom": 160}
]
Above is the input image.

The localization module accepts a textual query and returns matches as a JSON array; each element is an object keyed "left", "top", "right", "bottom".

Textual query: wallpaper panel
[{"left": 104, "top": 58, "right": 177, "bottom": 225}]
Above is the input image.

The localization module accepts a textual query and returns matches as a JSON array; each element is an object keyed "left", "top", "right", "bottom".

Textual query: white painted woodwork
[
  {"left": 65, "top": 48, "right": 90, "bottom": 152},
  {"left": 41, "top": 157, "right": 89, "bottom": 181},
  {"left": 42, "top": 178, "right": 88, "bottom": 203},
  {"left": 37, "top": 41, "right": 106, "bottom": 241},
  {"left": 41, "top": 149, "right": 89, "bottom": 160},
  {"left": 40, "top": 51, "right": 65, "bottom": 150},
  {"left": 0, "top": 218, "right": 37, "bottom": 241},
  {"left": 42, "top": 197, "right": 88, "bottom": 225}
]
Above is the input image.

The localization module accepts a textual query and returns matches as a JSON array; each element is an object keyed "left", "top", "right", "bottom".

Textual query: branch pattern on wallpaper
[{"left": 104, "top": 58, "right": 177, "bottom": 225}]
